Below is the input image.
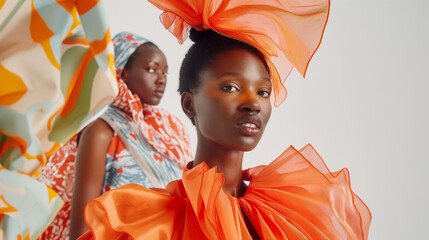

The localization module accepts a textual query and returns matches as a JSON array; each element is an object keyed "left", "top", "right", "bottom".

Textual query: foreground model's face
[
  {"left": 192, "top": 49, "right": 272, "bottom": 151},
  {"left": 122, "top": 44, "right": 168, "bottom": 106}
]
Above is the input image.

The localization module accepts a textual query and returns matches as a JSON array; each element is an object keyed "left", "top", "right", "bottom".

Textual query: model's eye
[
  {"left": 221, "top": 85, "right": 239, "bottom": 92},
  {"left": 163, "top": 72, "right": 168, "bottom": 77},
  {"left": 257, "top": 90, "right": 271, "bottom": 98},
  {"left": 147, "top": 67, "right": 156, "bottom": 73}
]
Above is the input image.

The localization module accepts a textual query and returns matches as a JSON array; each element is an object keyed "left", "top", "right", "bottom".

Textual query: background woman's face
[
  {"left": 193, "top": 49, "right": 272, "bottom": 151},
  {"left": 123, "top": 44, "right": 168, "bottom": 106}
]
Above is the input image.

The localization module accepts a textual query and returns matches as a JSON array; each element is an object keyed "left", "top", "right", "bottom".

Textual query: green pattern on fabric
[
  {"left": 64, "top": 33, "right": 86, "bottom": 41},
  {"left": 0, "top": 0, "right": 25, "bottom": 32},
  {"left": 49, "top": 58, "right": 98, "bottom": 142},
  {"left": 0, "top": 135, "right": 17, "bottom": 168},
  {"left": 0, "top": 107, "right": 32, "bottom": 169},
  {"left": 60, "top": 46, "right": 89, "bottom": 94}
]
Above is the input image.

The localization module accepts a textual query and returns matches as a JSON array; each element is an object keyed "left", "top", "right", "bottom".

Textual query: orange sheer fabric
[
  {"left": 148, "top": 0, "right": 330, "bottom": 106},
  {"left": 80, "top": 145, "right": 371, "bottom": 239}
]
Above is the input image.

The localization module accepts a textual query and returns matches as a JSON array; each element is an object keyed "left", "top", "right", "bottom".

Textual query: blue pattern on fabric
[
  {"left": 112, "top": 32, "right": 152, "bottom": 78},
  {"left": 101, "top": 106, "right": 183, "bottom": 191}
]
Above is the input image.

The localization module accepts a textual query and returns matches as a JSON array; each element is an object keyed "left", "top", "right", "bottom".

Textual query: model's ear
[
  {"left": 121, "top": 69, "right": 128, "bottom": 82},
  {"left": 181, "top": 92, "right": 195, "bottom": 121}
]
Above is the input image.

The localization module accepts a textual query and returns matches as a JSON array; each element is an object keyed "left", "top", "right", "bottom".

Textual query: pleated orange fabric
[
  {"left": 147, "top": 0, "right": 330, "bottom": 106},
  {"left": 80, "top": 145, "right": 371, "bottom": 240}
]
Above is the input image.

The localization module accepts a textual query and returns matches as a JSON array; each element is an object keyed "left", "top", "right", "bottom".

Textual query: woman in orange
[{"left": 80, "top": 0, "right": 371, "bottom": 239}]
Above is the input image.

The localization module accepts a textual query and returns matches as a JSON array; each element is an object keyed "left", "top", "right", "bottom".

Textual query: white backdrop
[{"left": 105, "top": 0, "right": 429, "bottom": 239}]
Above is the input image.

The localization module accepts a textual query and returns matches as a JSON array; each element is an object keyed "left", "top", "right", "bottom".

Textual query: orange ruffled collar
[
  {"left": 82, "top": 144, "right": 371, "bottom": 239},
  {"left": 148, "top": 0, "right": 330, "bottom": 106}
]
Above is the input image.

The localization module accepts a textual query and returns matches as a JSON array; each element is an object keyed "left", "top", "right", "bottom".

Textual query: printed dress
[
  {"left": 81, "top": 145, "right": 371, "bottom": 239},
  {"left": 38, "top": 79, "right": 193, "bottom": 239},
  {"left": 0, "top": 1, "right": 118, "bottom": 239}
]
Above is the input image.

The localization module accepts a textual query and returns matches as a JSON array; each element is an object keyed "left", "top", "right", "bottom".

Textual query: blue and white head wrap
[{"left": 113, "top": 32, "right": 152, "bottom": 78}]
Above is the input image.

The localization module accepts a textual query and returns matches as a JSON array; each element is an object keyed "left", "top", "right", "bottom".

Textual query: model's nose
[{"left": 237, "top": 92, "right": 261, "bottom": 113}]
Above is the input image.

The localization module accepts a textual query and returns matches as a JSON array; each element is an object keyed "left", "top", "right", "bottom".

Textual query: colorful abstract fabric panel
[{"left": 0, "top": 0, "right": 118, "bottom": 239}]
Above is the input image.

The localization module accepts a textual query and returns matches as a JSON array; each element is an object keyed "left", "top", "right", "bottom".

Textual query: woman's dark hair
[
  {"left": 122, "top": 42, "right": 158, "bottom": 76},
  {"left": 178, "top": 28, "right": 269, "bottom": 95}
]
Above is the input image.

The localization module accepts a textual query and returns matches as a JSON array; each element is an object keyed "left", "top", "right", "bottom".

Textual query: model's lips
[
  {"left": 154, "top": 87, "right": 165, "bottom": 98},
  {"left": 235, "top": 115, "right": 262, "bottom": 136}
]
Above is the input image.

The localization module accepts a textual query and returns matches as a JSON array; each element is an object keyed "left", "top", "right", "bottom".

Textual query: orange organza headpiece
[{"left": 148, "top": 0, "right": 330, "bottom": 106}]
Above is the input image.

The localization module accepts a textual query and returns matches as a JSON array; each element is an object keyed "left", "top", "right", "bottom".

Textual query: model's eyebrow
[
  {"left": 217, "top": 72, "right": 271, "bottom": 82},
  {"left": 146, "top": 62, "right": 168, "bottom": 69},
  {"left": 147, "top": 61, "right": 159, "bottom": 66},
  {"left": 217, "top": 72, "right": 241, "bottom": 78}
]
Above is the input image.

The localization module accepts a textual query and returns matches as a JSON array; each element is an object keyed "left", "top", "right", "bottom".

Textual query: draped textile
[
  {"left": 0, "top": 1, "right": 117, "bottom": 239},
  {"left": 81, "top": 145, "right": 371, "bottom": 240}
]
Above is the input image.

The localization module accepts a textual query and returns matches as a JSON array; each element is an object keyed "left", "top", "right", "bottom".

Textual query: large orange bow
[{"left": 149, "top": 0, "right": 330, "bottom": 106}]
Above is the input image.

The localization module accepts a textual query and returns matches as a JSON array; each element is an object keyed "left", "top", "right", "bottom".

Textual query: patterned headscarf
[
  {"left": 111, "top": 32, "right": 192, "bottom": 168},
  {"left": 112, "top": 32, "right": 152, "bottom": 79}
]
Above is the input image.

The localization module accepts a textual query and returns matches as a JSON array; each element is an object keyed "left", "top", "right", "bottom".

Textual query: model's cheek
[
  {"left": 264, "top": 112, "right": 272, "bottom": 128},
  {"left": 198, "top": 102, "right": 228, "bottom": 139},
  {"left": 261, "top": 102, "right": 272, "bottom": 127}
]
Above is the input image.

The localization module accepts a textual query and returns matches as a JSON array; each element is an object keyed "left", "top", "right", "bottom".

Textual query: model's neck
[{"left": 193, "top": 139, "right": 245, "bottom": 197}]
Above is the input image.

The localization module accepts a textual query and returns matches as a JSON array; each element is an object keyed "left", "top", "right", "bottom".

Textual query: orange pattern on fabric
[
  {"left": 0, "top": 0, "right": 5, "bottom": 10},
  {"left": 47, "top": 186, "right": 58, "bottom": 204},
  {"left": 0, "top": 139, "right": 21, "bottom": 157},
  {"left": 129, "top": 133, "right": 137, "bottom": 141},
  {"left": 111, "top": 79, "right": 191, "bottom": 168},
  {"left": 22, "top": 152, "right": 44, "bottom": 168},
  {"left": 153, "top": 153, "right": 163, "bottom": 163},
  {"left": 47, "top": 107, "right": 62, "bottom": 131},
  {"left": 60, "top": 51, "right": 93, "bottom": 118},
  {"left": 70, "top": 10, "right": 82, "bottom": 33},
  {"left": 0, "top": 137, "right": 45, "bottom": 171},
  {"left": 17, "top": 233, "right": 30, "bottom": 240},
  {"left": 74, "top": 0, "right": 100, "bottom": 15},
  {"left": 62, "top": 38, "right": 89, "bottom": 45},
  {"left": 0, "top": 65, "right": 27, "bottom": 106},
  {"left": 54, "top": 0, "right": 74, "bottom": 13},
  {"left": 0, "top": 130, "right": 26, "bottom": 156},
  {"left": 0, "top": 196, "right": 18, "bottom": 214},
  {"left": 106, "top": 135, "right": 126, "bottom": 156},
  {"left": 62, "top": 7, "right": 82, "bottom": 39},
  {"left": 44, "top": 143, "right": 61, "bottom": 159},
  {"left": 89, "top": 30, "right": 112, "bottom": 56},
  {"left": 30, "top": 2, "right": 59, "bottom": 70},
  {"left": 107, "top": 53, "right": 116, "bottom": 79},
  {"left": 39, "top": 135, "right": 79, "bottom": 202}
]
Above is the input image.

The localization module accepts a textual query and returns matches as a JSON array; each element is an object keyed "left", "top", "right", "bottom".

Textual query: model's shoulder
[{"left": 80, "top": 118, "right": 114, "bottom": 140}]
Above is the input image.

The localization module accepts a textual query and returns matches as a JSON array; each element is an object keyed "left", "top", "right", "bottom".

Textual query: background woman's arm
[{"left": 69, "top": 119, "right": 113, "bottom": 240}]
